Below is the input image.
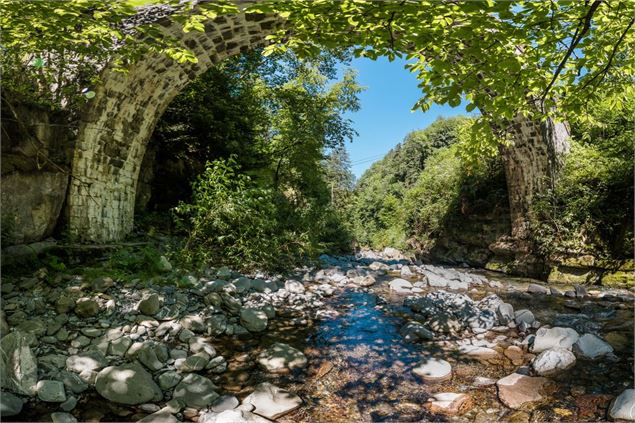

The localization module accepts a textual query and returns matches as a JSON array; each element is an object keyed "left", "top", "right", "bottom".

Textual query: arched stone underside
[{"left": 67, "top": 11, "right": 282, "bottom": 242}]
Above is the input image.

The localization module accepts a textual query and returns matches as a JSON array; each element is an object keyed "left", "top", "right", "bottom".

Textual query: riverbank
[{"left": 1, "top": 253, "right": 633, "bottom": 422}]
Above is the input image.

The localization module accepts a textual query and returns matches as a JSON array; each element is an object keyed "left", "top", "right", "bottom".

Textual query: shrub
[{"left": 174, "top": 158, "right": 315, "bottom": 271}]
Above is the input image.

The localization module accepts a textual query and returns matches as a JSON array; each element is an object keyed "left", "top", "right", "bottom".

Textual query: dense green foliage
[
  {"left": 353, "top": 99, "right": 633, "bottom": 263},
  {"left": 256, "top": 1, "right": 634, "bottom": 144},
  {"left": 532, "top": 97, "right": 634, "bottom": 259},
  {"left": 352, "top": 117, "right": 469, "bottom": 248},
  {"left": 158, "top": 52, "right": 360, "bottom": 270}
]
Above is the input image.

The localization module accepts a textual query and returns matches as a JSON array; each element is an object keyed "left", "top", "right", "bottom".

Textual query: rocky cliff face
[{"left": 1, "top": 103, "right": 72, "bottom": 245}]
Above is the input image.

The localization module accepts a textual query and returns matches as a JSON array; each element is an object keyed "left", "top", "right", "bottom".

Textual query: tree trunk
[{"left": 499, "top": 114, "right": 570, "bottom": 240}]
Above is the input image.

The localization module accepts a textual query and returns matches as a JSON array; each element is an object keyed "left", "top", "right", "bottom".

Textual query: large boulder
[
  {"left": 243, "top": 382, "right": 302, "bottom": 419},
  {"left": 1, "top": 171, "right": 68, "bottom": 244},
  {"left": 95, "top": 363, "right": 162, "bottom": 405},
  {"left": 531, "top": 327, "right": 580, "bottom": 352},
  {"left": 496, "top": 373, "right": 549, "bottom": 409},
  {"left": 0, "top": 331, "right": 38, "bottom": 396},
  {"left": 258, "top": 343, "right": 307, "bottom": 372}
]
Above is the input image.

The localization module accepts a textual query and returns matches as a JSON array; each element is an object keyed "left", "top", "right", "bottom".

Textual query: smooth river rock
[
  {"left": 0, "top": 391, "right": 23, "bottom": 416},
  {"left": 240, "top": 309, "right": 268, "bottom": 332},
  {"left": 531, "top": 327, "right": 580, "bottom": 352},
  {"left": 531, "top": 348, "right": 576, "bottom": 375},
  {"left": 389, "top": 278, "right": 413, "bottom": 294},
  {"left": 609, "top": 389, "right": 635, "bottom": 421},
  {"left": 243, "top": 382, "right": 302, "bottom": 419},
  {"left": 496, "top": 373, "right": 549, "bottom": 409},
  {"left": 0, "top": 331, "right": 38, "bottom": 396},
  {"left": 258, "top": 343, "right": 307, "bottom": 372},
  {"left": 424, "top": 392, "right": 472, "bottom": 415},
  {"left": 574, "top": 333, "right": 614, "bottom": 359},
  {"left": 173, "top": 373, "right": 219, "bottom": 408},
  {"left": 412, "top": 358, "right": 452, "bottom": 382},
  {"left": 95, "top": 363, "right": 162, "bottom": 405}
]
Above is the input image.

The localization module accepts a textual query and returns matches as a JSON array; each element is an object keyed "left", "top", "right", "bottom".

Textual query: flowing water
[{"left": 217, "top": 271, "right": 634, "bottom": 422}]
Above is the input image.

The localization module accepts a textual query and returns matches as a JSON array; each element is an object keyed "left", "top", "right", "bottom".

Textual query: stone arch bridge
[
  {"left": 67, "top": 7, "right": 283, "bottom": 242},
  {"left": 61, "top": 4, "right": 566, "bottom": 244}
]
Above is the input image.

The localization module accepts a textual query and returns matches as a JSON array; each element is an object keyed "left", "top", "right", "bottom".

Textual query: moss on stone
[
  {"left": 600, "top": 270, "right": 634, "bottom": 288},
  {"left": 547, "top": 266, "right": 599, "bottom": 284}
]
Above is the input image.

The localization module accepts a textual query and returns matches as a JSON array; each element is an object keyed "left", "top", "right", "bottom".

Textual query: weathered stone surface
[
  {"left": 37, "top": 380, "right": 67, "bottom": 402},
  {"left": 243, "top": 382, "right": 302, "bottom": 419},
  {"left": 138, "top": 293, "right": 161, "bottom": 315},
  {"left": 531, "top": 348, "right": 576, "bottom": 376},
  {"left": 0, "top": 391, "right": 23, "bottom": 416},
  {"left": 95, "top": 363, "right": 162, "bottom": 405},
  {"left": 412, "top": 358, "right": 452, "bottom": 382},
  {"left": 574, "top": 334, "right": 614, "bottom": 359},
  {"left": 240, "top": 309, "right": 268, "bottom": 332},
  {"left": 173, "top": 373, "right": 219, "bottom": 408},
  {"left": 389, "top": 278, "right": 413, "bottom": 293},
  {"left": 527, "top": 283, "right": 549, "bottom": 294},
  {"left": 1, "top": 171, "right": 69, "bottom": 244},
  {"left": 609, "top": 389, "right": 635, "bottom": 421},
  {"left": 208, "top": 409, "right": 272, "bottom": 423},
  {"left": 400, "top": 321, "right": 434, "bottom": 342},
  {"left": 74, "top": 298, "right": 100, "bottom": 317},
  {"left": 424, "top": 392, "right": 472, "bottom": 415},
  {"left": 66, "top": 351, "right": 107, "bottom": 373},
  {"left": 211, "top": 395, "right": 240, "bottom": 413},
  {"left": 531, "top": 327, "right": 580, "bottom": 352},
  {"left": 0, "top": 331, "right": 38, "bottom": 396},
  {"left": 51, "top": 412, "right": 79, "bottom": 423},
  {"left": 258, "top": 343, "right": 307, "bottom": 372},
  {"left": 496, "top": 373, "right": 549, "bottom": 409}
]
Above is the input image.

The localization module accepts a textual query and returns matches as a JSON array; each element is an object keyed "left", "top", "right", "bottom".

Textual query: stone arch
[{"left": 67, "top": 11, "right": 282, "bottom": 242}]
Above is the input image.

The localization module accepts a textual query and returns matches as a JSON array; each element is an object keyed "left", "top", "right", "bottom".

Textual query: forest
[{"left": 1, "top": 1, "right": 634, "bottom": 422}]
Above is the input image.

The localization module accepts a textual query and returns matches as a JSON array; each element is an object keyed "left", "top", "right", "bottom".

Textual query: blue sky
[{"left": 339, "top": 56, "right": 471, "bottom": 178}]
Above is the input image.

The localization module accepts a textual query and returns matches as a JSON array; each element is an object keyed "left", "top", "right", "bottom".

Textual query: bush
[
  {"left": 531, "top": 97, "right": 634, "bottom": 259},
  {"left": 174, "top": 158, "right": 316, "bottom": 271},
  {"left": 532, "top": 142, "right": 633, "bottom": 258}
]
